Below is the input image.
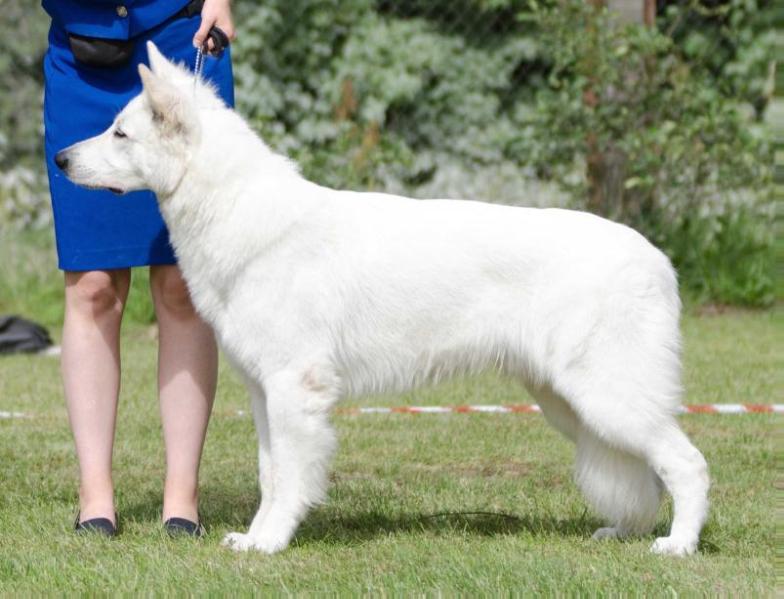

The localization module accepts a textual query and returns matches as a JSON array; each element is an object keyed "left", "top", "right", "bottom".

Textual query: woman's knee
[
  {"left": 65, "top": 270, "right": 129, "bottom": 317},
  {"left": 150, "top": 266, "right": 196, "bottom": 317}
]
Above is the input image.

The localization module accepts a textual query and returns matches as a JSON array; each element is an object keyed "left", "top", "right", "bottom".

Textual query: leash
[
  {"left": 193, "top": 45, "right": 205, "bottom": 83},
  {"left": 193, "top": 26, "right": 229, "bottom": 84}
]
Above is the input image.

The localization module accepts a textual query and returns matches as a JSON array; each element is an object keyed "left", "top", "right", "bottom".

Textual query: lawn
[{"left": 0, "top": 235, "right": 780, "bottom": 594}]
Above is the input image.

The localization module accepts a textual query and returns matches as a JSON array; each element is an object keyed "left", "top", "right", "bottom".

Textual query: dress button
[{"left": 116, "top": 5, "right": 128, "bottom": 17}]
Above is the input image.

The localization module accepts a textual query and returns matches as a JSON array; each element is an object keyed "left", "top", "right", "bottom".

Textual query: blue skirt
[{"left": 44, "top": 15, "right": 234, "bottom": 271}]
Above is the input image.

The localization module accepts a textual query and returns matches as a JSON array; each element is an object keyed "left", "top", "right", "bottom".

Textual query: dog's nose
[{"left": 54, "top": 151, "right": 69, "bottom": 171}]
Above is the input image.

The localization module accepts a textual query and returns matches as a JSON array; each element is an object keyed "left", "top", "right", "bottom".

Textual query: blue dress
[{"left": 43, "top": 3, "right": 235, "bottom": 271}]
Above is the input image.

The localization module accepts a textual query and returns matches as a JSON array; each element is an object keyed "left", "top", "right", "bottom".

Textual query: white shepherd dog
[{"left": 57, "top": 42, "right": 709, "bottom": 556}]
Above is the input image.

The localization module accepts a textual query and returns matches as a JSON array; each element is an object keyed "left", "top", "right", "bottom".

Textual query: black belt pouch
[{"left": 68, "top": 34, "right": 135, "bottom": 68}]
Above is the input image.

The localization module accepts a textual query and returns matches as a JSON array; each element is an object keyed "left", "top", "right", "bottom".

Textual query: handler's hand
[{"left": 194, "top": 0, "right": 235, "bottom": 52}]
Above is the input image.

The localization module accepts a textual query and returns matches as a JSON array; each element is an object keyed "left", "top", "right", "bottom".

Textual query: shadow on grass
[
  {"left": 294, "top": 508, "right": 600, "bottom": 546},
  {"left": 119, "top": 486, "right": 719, "bottom": 552},
  {"left": 120, "top": 485, "right": 259, "bottom": 527},
  {"left": 121, "top": 484, "right": 599, "bottom": 543},
  {"left": 152, "top": 482, "right": 602, "bottom": 545}
]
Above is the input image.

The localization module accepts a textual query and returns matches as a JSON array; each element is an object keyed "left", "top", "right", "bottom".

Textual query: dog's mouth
[{"left": 80, "top": 182, "right": 127, "bottom": 195}]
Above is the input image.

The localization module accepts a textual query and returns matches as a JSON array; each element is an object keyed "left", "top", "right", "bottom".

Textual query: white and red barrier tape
[
  {"left": 334, "top": 404, "right": 783, "bottom": 415},
  {"left": 2, "top": 405, "right": 780, "bottom": 420},
  {"left": 0, "top": 411, "right": 25, "bottom": 419}
]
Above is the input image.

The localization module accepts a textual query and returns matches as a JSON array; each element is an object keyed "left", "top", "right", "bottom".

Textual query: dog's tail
[{"left": 575, "top": 429, "right": 662, "bottom": 535}]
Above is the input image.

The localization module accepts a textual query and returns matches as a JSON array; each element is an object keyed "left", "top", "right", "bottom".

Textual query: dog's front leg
[
  {"left": 249, "top": 387, "right": 275, "bottom": 526},
  {"left": 222, "top": 380, "right": 274, "bottom": 551},
  {"left": 223, "top": 369, "right": 338, "bottom": 553}
]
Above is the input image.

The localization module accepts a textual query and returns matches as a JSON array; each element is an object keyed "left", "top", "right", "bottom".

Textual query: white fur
[{"left": 59, "top": 42, "right": 710, "bottom": 556}]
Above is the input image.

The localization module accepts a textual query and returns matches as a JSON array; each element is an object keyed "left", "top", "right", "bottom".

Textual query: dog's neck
[
  {"left": 161, "top": 108, "right": 300, "bottom": 214},
  {"left": 155, "top": 107, "right": 313, "bottom": 288}
]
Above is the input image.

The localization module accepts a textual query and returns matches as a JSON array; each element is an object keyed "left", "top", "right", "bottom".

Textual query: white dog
[{"left": 57, "top": 42, "right": 709, "bottom": 556}]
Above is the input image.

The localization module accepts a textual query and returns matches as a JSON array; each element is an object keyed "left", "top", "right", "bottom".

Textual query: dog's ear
[
  {"left": 146, "top": 41, "right": 176, "bottom": 78},
  {"left": 138, "top": 64, "right": 195, "bottom": 137}
]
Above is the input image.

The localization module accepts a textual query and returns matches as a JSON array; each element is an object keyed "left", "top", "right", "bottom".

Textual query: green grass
[{"left": 0, "top": 234, "right": 780, "bottom": 593}]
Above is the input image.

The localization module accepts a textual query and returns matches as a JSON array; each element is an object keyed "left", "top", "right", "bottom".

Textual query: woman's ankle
[
  {"left": 162, "top": 486, "right": 199, "bottom": 522},
  {"left": 78, "top": 481, "right": 115, "bottom": 524},
  {"left": 78, "top": 500, "right": 116, "bottom": 524}
]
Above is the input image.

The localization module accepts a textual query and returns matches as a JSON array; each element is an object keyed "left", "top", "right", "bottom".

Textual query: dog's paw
[
  {"left": 592, "top": 526, "right": 626, "bottom": 540},
  {"left": 221, "top": 531, "right": 290, "bottom": 554},
  {"left": 222, "top": 532, "right": 256, "bottom": 552},
  {"left": 650, "top": 536, "right": 697, "bottom": 557}
]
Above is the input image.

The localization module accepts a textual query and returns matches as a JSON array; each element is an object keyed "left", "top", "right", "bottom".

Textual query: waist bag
[{"left": 68, "top": 0, "right": 204, "bottom": 68}]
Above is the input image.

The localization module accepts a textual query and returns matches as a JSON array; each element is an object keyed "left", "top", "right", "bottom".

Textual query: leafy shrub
[
  {"left": 0, "top": 166, "right": 50, "bottom": 231},
  {"left": 661, "top": 206, "right": 776, "bottom": 306},
  {"left": 662, "top": 0, "right": 779, "bottom": 119},
  {"left": 0, "top": 1, "right": 50, "bottom": 232},
  {"left": 0, "top": 0, "right": 777, "bottom": 307},
  {"left": 524, "top": 1, "right": 776, "bottom": 306},
  {"left": 232, "top": 0, "right": 542, "bottom": 194}
]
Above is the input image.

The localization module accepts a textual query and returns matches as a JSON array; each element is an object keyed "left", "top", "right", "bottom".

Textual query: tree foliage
[
  {"left": 0, "top": 0, "right": 50, "bottom": 229},
  {"left": 663, "top": 0, "right": 778, "bottom": 119},
  {"left": 232, "top": 0, "right": 541, "bottom": 194},
  {"left": 0, "top": 0, "right": 777, "bottom": 304},
  {"left": 526, "top": 1, "right": 776, "bottom": 305}
]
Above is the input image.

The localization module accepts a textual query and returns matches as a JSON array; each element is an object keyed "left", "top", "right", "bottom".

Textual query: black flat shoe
[
  {"left": 74, "top": 512, "right": 117, "bottom": 537},
  {"left": 164, "top": 517, "right": 204, "bottom": 538}
]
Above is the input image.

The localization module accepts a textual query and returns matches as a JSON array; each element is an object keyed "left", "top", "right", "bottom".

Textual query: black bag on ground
[{"left": 0, "top": 316, "right": 54, "bottom": 355}]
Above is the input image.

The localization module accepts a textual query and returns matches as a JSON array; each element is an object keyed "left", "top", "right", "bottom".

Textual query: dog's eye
[{"left": 114, "top": 128, "right": 127, "bottom": 139}]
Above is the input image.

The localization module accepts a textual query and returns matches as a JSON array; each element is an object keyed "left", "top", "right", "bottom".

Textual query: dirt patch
[
  {"left": 409, "top": 459, "right": 533, "bottom": 478},
  {"left": 331, "top": 460, "right": 534, "bottom": 483},
  {"left": 692, "top": 303, "right": 772, "bottom": 317}
]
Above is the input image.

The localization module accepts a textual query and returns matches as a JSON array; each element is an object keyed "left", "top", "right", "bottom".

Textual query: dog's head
[{"left": 56, "top": 42, "right": 220, "bottom": 197}]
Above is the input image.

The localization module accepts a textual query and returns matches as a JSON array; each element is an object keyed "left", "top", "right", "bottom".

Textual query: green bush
[
  {"left": 232, "top": 0, "right": 541, "bottom": 192},
  {"left": 0, "top": 0, "right": 777, "bottom": 308},
  {"left": 661, "top": 208, "right": 776, "bottom": 306},
  {"left": 524, "top": 1, "right": 776, "bottom": 306},
  {"left": 0, "top": 1, "right": 50, "bottom": 231},
  {"left": 662, "top": 0, "right": 779, "bottom": 120}
]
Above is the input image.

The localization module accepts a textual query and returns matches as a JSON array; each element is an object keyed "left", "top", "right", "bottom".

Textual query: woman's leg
[
  {"left": 63, "top": 269, "right": 131, "bottom": 525},
  {"left": 149, "top": 265, "right": 218, "bottom": 522}
]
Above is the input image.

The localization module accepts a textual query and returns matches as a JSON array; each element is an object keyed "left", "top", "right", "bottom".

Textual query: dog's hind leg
[
  {"left": 529, "top": 385, "right": 580, "bottom": 443},
  {"left": 643, "top": 424, "right": 709, "bottom": 556},
  {"left": 574, "top": 427, "right": 663, "bottom": 541},
  {"left": 561, "top": 369, "right": 708, "bottom": 555},
  {"left": 575, "top": 405, "right": 708, "bottom": 555},
  {"left": 223, "top": 368, "right": 339, "bottom": 553},
  {"left": 531, "top": 384, "right": 662, "bottom": 540},
  {"left": 551, "top": 289, "right": 709, "bottom": 555}
]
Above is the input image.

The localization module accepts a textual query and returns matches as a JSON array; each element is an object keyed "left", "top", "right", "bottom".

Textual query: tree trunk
[{"left": 585, "top": 0, "right": 655, "bottom": 219}]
